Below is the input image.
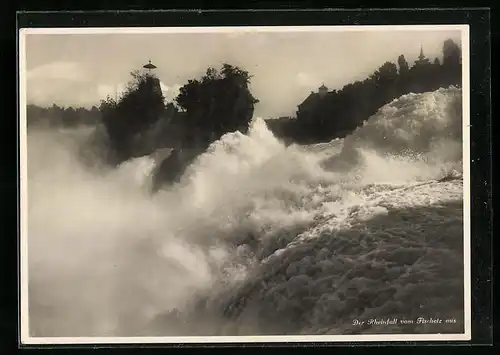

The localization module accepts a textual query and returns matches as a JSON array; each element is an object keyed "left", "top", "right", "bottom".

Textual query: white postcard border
[{"left": 19, "top": 24, "right": 471, "bottom": 345}]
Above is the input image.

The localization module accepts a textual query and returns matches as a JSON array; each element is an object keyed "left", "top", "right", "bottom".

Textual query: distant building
[
  {"left": 297, "top": 83, "right": 329, "bottom": 118},
  {"left": 414, "top": 45, "right": 431, "bottom": 66},
  {"left": 318, "top": 83, "right": 328, "bottom": 97}
]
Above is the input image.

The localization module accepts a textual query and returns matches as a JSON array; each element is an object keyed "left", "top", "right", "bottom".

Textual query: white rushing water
[{"left": 26, "top": 87, "right": 465, "bottom": 337}]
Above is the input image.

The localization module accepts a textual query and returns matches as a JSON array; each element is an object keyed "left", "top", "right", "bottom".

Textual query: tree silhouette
[
  {"left": 370, "top": 61, "right": 399, "bottom": 108},
  {"left": 397, "top": 55, "right": 411, "bottom": 93},
  {"left": 100, "top": 70, "right": 165, "bottom": 164},
  {"left": 398, "top": 55, "right": 410, "bottom": 75},
  {"left": 149, "top": 64, "right": 259, "bottom": 190},
  {"left": 27, "top": 103, "right": 101, "bottom": 128},
  {"left": 268, "top": 38, "right": 462, "bottom": 145},
  {"left": 175, "top": 63, "right": 258, "bottom": 149}
]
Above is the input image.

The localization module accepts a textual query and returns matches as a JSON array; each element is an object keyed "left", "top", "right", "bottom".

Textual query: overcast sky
[{"left": 24, "top": 27, "right": 462, "bottom": 118}]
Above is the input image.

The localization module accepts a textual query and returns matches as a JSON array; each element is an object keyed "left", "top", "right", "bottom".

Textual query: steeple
[
  {"left": 415, "top": 45, "right": 430, "bottom": 66},
  {"left": 418, "top": 45, "right": 425, "bottom": 61}
]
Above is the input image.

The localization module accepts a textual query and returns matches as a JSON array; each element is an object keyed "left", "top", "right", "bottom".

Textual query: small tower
[
  {"left": 415, "top": 46, "right": 430, "bottom": 66},
  {"left": 143, "top": 59, "right": 157, "bottom": 72},
  {"left": 318, "top": 83, "right": 328, "bottom": 97}
]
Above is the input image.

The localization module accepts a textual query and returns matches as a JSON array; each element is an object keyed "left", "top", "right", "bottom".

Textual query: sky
[{"left": 23, "top": 27, "right": 463, "bottom": 118}]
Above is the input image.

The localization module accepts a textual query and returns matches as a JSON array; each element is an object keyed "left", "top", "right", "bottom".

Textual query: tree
[
  {"left": 26, "top": 104, "right": 102, "bottom": 128},
  {"left": 442, "top": 39, "right": 462, "bottom": 87},
  {"left": 442, "top": 39, "right": 461, "bottom": 68},
  {"left": 63, "top": 107, "right": 78, "bottom": 127},
  {"left": 397, "top": 55, "right": 410, "bottom": 76},
  {"left": 371, "top": 62, "right": 399, "bottom": 87},
  {"left": 266, "top": 39, "right": 462, "bottom": 146},
  {"left": 175, "top": 63, "right": 259, "bottom": 149},
  {"left": 100, "top": 70, "right": 165, "bottom": 163},
  {"left": 397, "top": 55, "right": 411, "bottom": 94}
]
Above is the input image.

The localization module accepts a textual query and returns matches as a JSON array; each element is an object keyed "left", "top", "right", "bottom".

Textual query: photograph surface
[{"left": 19, "top": 25, "right": 470, "bottom": 344}]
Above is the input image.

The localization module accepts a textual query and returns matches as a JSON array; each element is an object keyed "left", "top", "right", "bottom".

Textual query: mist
[{"left": 26, "top": 87, "right": 465, "bottom": 337}]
